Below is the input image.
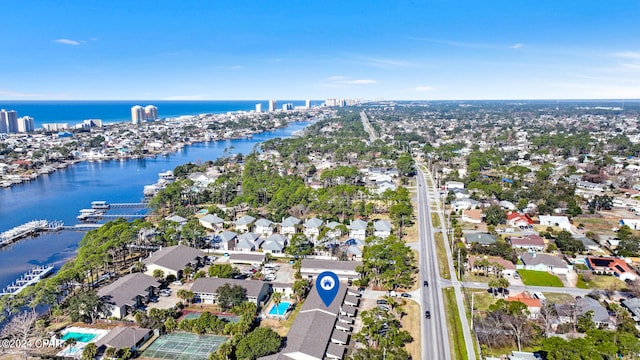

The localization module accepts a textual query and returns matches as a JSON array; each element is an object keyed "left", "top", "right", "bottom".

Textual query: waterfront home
[
  {"left": 303, "top": 217, "right": 324, "bottom": 242},
  {"left": 143, "top": 244, "right": 203, "bottom": 279},
  {"left": 585, "top": 256, "right": 638, "bottom": 281},
  {"left": 199, "top": 214, "right": 225, "bottom": 231},
  {"left": 509, "top": 234, "right": 545, "bottom": 252},
  {"left": 349, "top": 219, "right": 368, "bottom": 241},
  {"left": 518, "top": 253, "right": 571, "bottom": 275},
  {"left": 300, "top": 259, "right": 362, "bottom": 282},
  {"left": 372, "top": 219, "right": 392, "bottom": 238},
  {"left": 98, "top": 273, "right": 160, "bottom": 319},
  {"left": 191, "top": 278, "right": 270, "bottom": 306},
  {"left": 255, "top": 218, "right": 275, "bottom": 238},
  {"left": 281, "top": 216, "right": 301, "bottom": 237},
  {"left": 235, "top": 215, "right": 256, "bottom": 233},
  {"left": 262, "top": 234, "right": 287, "bottom": 254}
]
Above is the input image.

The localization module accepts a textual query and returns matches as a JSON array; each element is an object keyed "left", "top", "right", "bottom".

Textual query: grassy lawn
[
  {"left": 464, "top": 289, "right": 495, "bottom": 315},
  {"left": 434, "top": 232, "right": 451, "bottom": 279},
  {"left": 405, "top": 222, "right": 418, "bottom": 243},
  {"left": 431, "top": 213, "right": 441, "bottom": 228},
  {"left": 576, "top": 274, "right": 590, "bottom": 289},
  {"left": 587, "top": 275, "right": 627, "bottom": 291},
  {"left": 401, "top": 300, "right": 421, "bottom": 359},
  {"left": 444, "top": 287, "right": 468, "bottom": 360},
  {"left": 574, "top": 263, "right": 589, "bottom": 271},
  {"left": 517, "top": 270, "right": 564, "bottom": 287},
  {"left": 259, "top": 300, "right": 304, "bottom": 336},
  {"left": 463, "top": 273, "right": 500, "bottom": 283},
  {"left": 542, "top": 292, "right": 575, "bottom": 304}
]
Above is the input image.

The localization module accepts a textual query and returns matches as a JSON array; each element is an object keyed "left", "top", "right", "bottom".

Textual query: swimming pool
[
  {"left": 268, "top": 301, "right": 291, "bottom": 316},
  {"left": 61, "top": 332, "right": 97, "bottom": 343}
]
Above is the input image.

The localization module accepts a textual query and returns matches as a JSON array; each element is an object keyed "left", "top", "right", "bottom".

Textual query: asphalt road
[{"left": 417, "top": 169, "right": 451, "bottom": 360}]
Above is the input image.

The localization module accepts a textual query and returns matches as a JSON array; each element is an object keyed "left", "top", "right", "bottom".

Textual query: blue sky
[{"left": 1, "top": 0, "right": 639, "bottom": 100}]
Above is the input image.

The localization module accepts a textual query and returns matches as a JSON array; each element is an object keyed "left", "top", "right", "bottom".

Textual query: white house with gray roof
[
  {"left": 95, "top": 327, "right": 152, "bottom": 353},
  {"left": 281, "top": 216, "right": 301, "bottom": 237},
  {"left": 518, "top": 253, "right": 571, "bottom": 275},
  {"left": 304, "top": 217, "right": 324, "bottom": 242},
  {"left": 349, "top": 219, "right": 368, "bottom": 240},
  {"left": 325, "top": 221, "right": 344, "bottom": 239},
  {"left": 191, "top": 278, "right": 270, "bottom": 306},
  {"left": 301, "top": 259, "right": 362, "bottom": 282},
  {"left": 373, "top": 219, "right": 392, "bottom": 238},
  {"left": 216, "top": 231, "right": 238, "bottom": 251},
  {"left": 235, "top": 232, "right": 263, "bottom": 252},
  {"left": 235, "top": 215, "right": 256, "bottom": 233},
  {"left": 254, "top": 218, "right": 275, "bottom": 237},
  {"left": 263, "top": 234, "right": 287, "bottom": 254},
  {"left": 142, "top": 244, "right": 203, "bottom": 279},
  {"left": 199, "top": 214, "right": 224, "bottom": 231},
  {"left": 98, "top": 273, "right": 160, "bottom": 319}
]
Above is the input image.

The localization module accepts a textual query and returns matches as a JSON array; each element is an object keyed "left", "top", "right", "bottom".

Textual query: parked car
[
  {"left": 376, "top": 299, "right": 388, "bottom": 305},
  {"left": 173, "top": 280, "right": 183, "bottom": 286},
  {"left": 425, "top": 311, "right": 431, "bottom": 319},
  {"left": 423, "top": 280, "right": 429, "bottom": 287},
  {"left": 400, "top": 293, "right": 412, "bottom": 298}
]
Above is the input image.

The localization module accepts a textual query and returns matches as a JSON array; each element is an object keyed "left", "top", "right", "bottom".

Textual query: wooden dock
[
  {"left": 0, "top": 220, "right": 63, "bottom": 248},
  {"left": 0, "top": 265, "right": 54, "bottom": 296}
]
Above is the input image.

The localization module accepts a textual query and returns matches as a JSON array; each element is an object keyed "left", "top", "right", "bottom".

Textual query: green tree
[
  {"left": 208, "top": 264, "right": 239, "bottom": 278},
  {"left": 483, "top": 205, "right": 507, "bottom": 226},
  {"left": 358, "top": 235, "right": 416, "bottom": 291},
  {"left": 396, "top": 153, "right": 415, "bottom": 177},
  {"left": 235, "top": 327, "right": 282, "bottom": 360},
  {"left": 216, "top": 283, "right": 247, "bottom": 311},
  {"left": 152, "top": 269, "right": 165, "bottom": 279},
  {"left": 82, "top": 342, "right": 98, "bottom": 360}
]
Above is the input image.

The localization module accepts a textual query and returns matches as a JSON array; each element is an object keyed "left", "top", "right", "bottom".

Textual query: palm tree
[{"left": 272, "top": 292, "right": 283, "bottom": 315}]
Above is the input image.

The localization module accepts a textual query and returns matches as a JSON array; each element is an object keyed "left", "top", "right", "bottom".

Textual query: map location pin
[{"left": 316, "top": 271, "right": 340, "bottom": 307}]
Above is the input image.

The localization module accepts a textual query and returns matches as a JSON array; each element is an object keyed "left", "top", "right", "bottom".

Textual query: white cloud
[
  {"left": 53, "top": 38, "right": 82, "bottom": 46},
  {"left": 510, "top": 43, "right": 523, "bottom": 49},
  {"left": 612, "top": 52, "right": 640, "bottom": 60},
  {"left": 414, "top": 86, "right": 434, "bottom": 92},
  {"left": 162, "top": 95, "right": 206, "bottom": 100},
  {"left": 326, "top": 76, "right": 377, "bottom": 85},
  {"left": 0, "top": 89, "right": 70, "bottom": 99}
]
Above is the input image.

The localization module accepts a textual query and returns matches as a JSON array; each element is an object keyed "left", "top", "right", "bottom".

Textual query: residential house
[
  {"left": 229, "top": 253, "right": 266, "bottom": 267},
  {"left": 301, "top": 259, "right": 362, "bottom": 282},
  {"left": 518, "top": 253, "right": 571, "bottom": 275},
  {"left": 235, "top": 215, "right": 256, "bottom": 233},
  {"left": 445, "top": 181, "right": 465, "bottom": 191},
  {"left": 509, "top": 235, "right": 545, "bottom": 252},
  {"left": 191, "top": 278, "right": 270, "bottom": 306},
  {"left": 576, "top": 297, "right": 613, "bottom": 329},
  {"left": 325, "top": 221, "right": 344, "bottom": 239},
  {"left": 263, "top": 234, "right": 287, "bottom": 254},
  {"left": 349, "top": 219, "right": 368, "bottom": 241},
  {"left": 304, "top": 217, "right": 324, "bottom": 242},
  {"left": 199, "top": 214, "right": 225, "bottom": 231},
  {"left": 235, "top": 232, "right": 262, "bottom": 252},
  {"left": 216, "top": 231, "right": 238, "bottom": 251},
  {"left": 619, "top": 219, "right": 640, "bottom": 230},
  {"left": 464, "top": 233, "right": 497, "bottom": 246},
  {"left": 499, "top": 200, "right": 517, "bottom": 211},
  {"left": 586, "top": 256, "right": 638, "bottom": 282},
  {"left": 281, "top": 216, "right": 301, "bottom": 237},
  {"left": 622, "top": 298, "right": 640, "bottom": 322},
  {"left": 461, "top": 209, "right": 483, "bottom": 224},
  {"left": 373, "top": 220, "right": 392, "bottom": 238},
  {"left": 506, "top": 212, "right": 533, "bottom": 228},
  {"left": 143, "top": 245, "right": 203, "bottom": 279},
  {"left": 451, "top": 198, "right": 480, "bottom": 212},
  {"left": 98, "top": 273, "right": 160, "bottom": 318},
  {"left": 255, "top": 218, "right": 275, "bottom": 238},
  {"left": 576, "top": 236, "right": 600, "bottom": 252},
  {"left": 505, "top": 292, "right": 541, "bottom": 319},
  {"left": 165, "top": 215, "right": 188, "bottom": 226},
  {"left": 468, "top": 256, "right": 517, "bottom": 277},
  {"left": 538, "top": 215, "right": 572, "bottom": 231}
]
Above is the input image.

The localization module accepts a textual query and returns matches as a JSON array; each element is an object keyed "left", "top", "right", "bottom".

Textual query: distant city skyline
[{"left": 1, "top": 1, "right": 639, "bottom": 101}]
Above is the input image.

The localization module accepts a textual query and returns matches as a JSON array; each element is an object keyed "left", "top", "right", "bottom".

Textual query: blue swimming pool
[
  {"left": 268, "top": 302, "right": 291, "bottom": 316},
  {"left": 61, "top": 331, "right": 97, "bottom": 343}
]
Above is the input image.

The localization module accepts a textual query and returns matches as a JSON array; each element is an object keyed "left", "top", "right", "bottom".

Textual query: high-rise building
[
  {"left": 268, "top": 99, "right": 277, "bottom": 112},
  {"left": 255, "top": 103, "right": 262, "bottom": 113},
  {"left": 305, "top": 99, "right": 311, "bottom": 109},
  {"left": 144, "top": 105, "right": 158, "bottom": 121},
  {"left": 282, "top": 103, "right": 293, "bottom": 111},
  {"left": 0, "top": 109, "right": 18, "bottom": 133},
  {"left": 131, "top": 105, "right": 144, "bottom": 124},
  {"left": 17, "top": 116, "right": 34, "bottom": 133}
]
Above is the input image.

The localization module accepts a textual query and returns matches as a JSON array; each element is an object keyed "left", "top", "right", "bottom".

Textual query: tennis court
[{"left": 141, "top": 333, "right": 229, "bottom": 360}]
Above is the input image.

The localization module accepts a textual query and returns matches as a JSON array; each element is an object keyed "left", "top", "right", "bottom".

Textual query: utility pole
[{"left": 471, "top": 292, "right": 475, "bottom": 330}]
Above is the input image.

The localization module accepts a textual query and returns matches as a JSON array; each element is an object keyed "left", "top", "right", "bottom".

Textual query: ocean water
[{"left": 0, "top": 100, "right": 322, "bottom": 127}]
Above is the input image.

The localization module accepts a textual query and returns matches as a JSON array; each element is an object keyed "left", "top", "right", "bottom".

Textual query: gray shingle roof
[
  {"left": 304, "top": 217, "right": 323, "bottom": 229},
  {"left": 200, "top": 214, "right": 224, "bottom": 224},
  {"left": 97, "top": 273, "right": 159, "bottom": 308},
  {"left": 464, "top": 233, "right": 497, "bottom": 245},
  {"left": 191, "top": 278, "right": 269, "bottom": 299},
  {"left": 236, "top": 215, "right": 256, "bottom": 226},
  {"left": 349, "top": 219, "right": 368, "bottom": 230},
  {"left": 373, "top": 220, "right": 392, "bottom": 232},
  {"left": 141, "top": 245, "right": 202, "bottom": 272},
  {"left": 281, "top": 216, "right": 301, "bottom": 227},
  {"left": 520, "top": 253, "right": 568, "bottom": 268},
  {"left": 95, "top": 326, "right": 151, "bottom": 350},
  {"left": 301, "top": 259, "right": 362, "bottom": 273},
  {"left": 255, "top": 218, "right": 273, "bottom": 227},
  {"left": 219, "top": 231, "right": 238, "bottom": 242}
]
